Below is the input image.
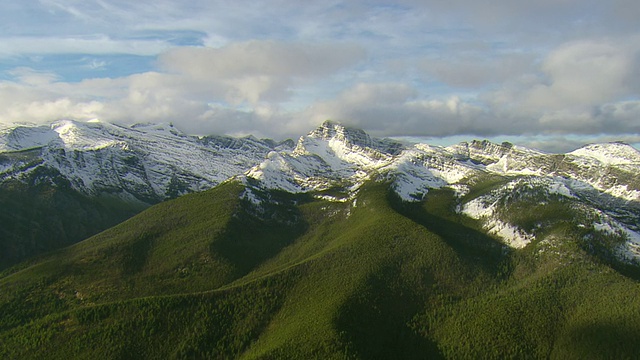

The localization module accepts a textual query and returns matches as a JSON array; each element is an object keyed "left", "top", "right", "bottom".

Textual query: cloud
[
  {"left": 6, "top": 67, "right": 59, "bottom": 86},
  {"left": 0, "top": 40, "right": 365, "bottom": 138},
  {"left": 526, "top": 38, "right": 640, "bottom": 109},
  {"left": 414, "top": 0, "right": 638, "bottom": 34},
  {"left": 301, "top": 83, "right": 490, "bottom": 137},
  {"left": 159, "top": 41, "right": 364, "bottom": 79},
  {"left": 301, "top": 52, "right": 640, "bottom": 138},
  {"left": 0, "top": 0, "right": 638, "bottom": 145},
  {"left": 157, "top": 41, "right": 365, "bottom": 105},
  {"left": 84, "top": 58, "right": 108, "bottom": 70},
  {"left": 0, "top": 36, "right": 172, "bottom": 58},
  {"left": 1, "top": 33, "right": 638, "bottom": 142},
  {"left": 476, "top": 36, "right": 640, "bottom": 135},
  {"left": 420, "top": 52, "right": 535, "bottom": 89},
  {"left": 508, "top": 133, "right": 640, "bottom": 153}
]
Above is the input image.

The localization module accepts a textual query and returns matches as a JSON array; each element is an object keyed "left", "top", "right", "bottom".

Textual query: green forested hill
[
  {"left": 0, "top": 172, "right": 148, "bottom": 271},
  {"left": 1, "top": 180, "right": 640, "bottom": 359}
]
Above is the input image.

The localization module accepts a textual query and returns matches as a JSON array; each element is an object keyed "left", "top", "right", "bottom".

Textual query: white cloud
[
  {"left": 525, "top": 38, "right": 640, "bottom": 109},
  {"left": 159, "top": 41, "right": 365, "bottom": 79},
  {"left": 6, "top": 68, "right": 60, "bottom": 86},
  {"left": 420, "top": 52, "right": 535, "bottom": 89},
  {"left": 0, "top": 40, "right": 365, "bottom": 137},
  {"left": 0, "top": 1, "right": 639, "bottom": 145},
  {"left": 0, "top": 36, "right": 172, "bottom": 57},
  {"left": 156, "top": 41, "right": 365, "bottom": 105},
  {"left": 301, "top": 83, "right": 489, "bottom": 137},
  {"left": 1, "top": 33, "right": 638, "bottom": 141}
]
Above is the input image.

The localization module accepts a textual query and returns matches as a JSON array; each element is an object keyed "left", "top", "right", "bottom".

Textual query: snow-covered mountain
[
  {"left": 243, "top": 120, "right": 640, "bottom": 263},
  {"left": 0, "top": 120, "right": 291, "bottom": 203},
  {"left": 246, "top": 121, "right": 639, "bottom": 201},
  {"left": 2, "top": 119, "right": 639, "bottom": 265}
]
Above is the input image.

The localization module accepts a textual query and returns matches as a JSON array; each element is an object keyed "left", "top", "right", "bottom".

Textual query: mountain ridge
[
  {"left": 240, "top": 121, "right": 640, "bottom": 265},
  {"left": 0, "top": 119, "right": 291, "bottom": 201},
  {"left": 1, "top": 119, "right": 639, "bottom": 268},
  {"left": 0, "top": 119, "right": 291, "bottom": 268},
  {"left": 3, "top": 119, "right": 638, "bottom": 203}
]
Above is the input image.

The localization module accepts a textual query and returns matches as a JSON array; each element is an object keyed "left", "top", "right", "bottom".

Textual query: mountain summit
[{"left": 241, "top": 122, "right": 640, "bottom": 262}]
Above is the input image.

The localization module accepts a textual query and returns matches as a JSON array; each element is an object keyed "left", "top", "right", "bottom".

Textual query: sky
[{"left": 0, "top": 1, "right": 639, "bottom": 152}]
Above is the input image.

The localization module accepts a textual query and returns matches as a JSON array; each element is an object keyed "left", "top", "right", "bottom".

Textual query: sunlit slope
[{"left": 2, "top": 181, "right": 640, "bottom": 359}]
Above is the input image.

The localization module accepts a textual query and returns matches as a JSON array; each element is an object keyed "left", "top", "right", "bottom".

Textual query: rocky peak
[
  {"left": 305, "top": 120, "right": 402, "bottom": 156},
  {"left": 309, "top": 120, "right": 373, "bottom": 148},
  {"left": 448, "top": 139, "right": 542, "bottom": 165}
]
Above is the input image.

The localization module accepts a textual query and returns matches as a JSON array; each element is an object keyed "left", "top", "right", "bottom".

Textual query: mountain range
[
  {"left": 0, "top": 120, "right": 292, "bottom": 268},
  {"left": 1, "top": 119, "right": 640, "bottom": 358}
]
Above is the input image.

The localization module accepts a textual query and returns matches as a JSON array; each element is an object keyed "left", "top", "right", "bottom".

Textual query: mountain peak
[
  {"left": 447, "top": 139, "right": 544, "bottom": 165},
  {"left": 308, "top": 120, "right": 397, "bottom": 154},
  {"left": 310, "top": 120, "right": 359, "bottom": 140},
  {"left": 468, "top": 139, "right": 514, "bottom": 153},
  {"left": 569, "top": 142, "right": 640, "bottom": 165},
  {"left": 0, "top": 123, "right": 57, "bottom": 152}
]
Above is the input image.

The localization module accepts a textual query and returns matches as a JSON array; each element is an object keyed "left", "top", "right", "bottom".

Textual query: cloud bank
[{"left": 0, "top": 1, "right": 638, "bottom": 151}]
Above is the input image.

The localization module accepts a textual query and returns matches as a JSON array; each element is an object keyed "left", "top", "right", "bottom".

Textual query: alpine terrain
[
  {"left": 0, "top": 119, "right": 292, "bottom": 268},
  {"left": 1, "top": 120, "right": 640, "bottom": 358}
]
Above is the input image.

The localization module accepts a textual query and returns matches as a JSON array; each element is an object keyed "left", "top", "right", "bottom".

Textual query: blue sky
[{"left": 1, "top": 0, "right": 639, "bottom": 152}]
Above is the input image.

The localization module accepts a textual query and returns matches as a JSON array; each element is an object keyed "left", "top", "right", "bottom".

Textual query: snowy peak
[
  {"left": 309, "top": 120, "right": 375, "bottom": 149},
  {"left": 568, "top": 142, "right": 640, "bottom": 165},
  {"left": 246, "top": 121, "right": 410, "bottom": 196},
  {"left": 447, "top": 139, "right": 544, "bottom": 165},
  {"left": 305, "top": 120, "right": 403, "bottom": 156},
  {"left": 51, "top": 119, "right": 128, "bottom": 151},
  {"left": 0, "top": 120, "right": 281, "bottom": 202},
  {"left": 247, "top": 124, "right": 640, "bottom": 205},
  {"left": 385, "top": 143, "right": 481, "bottom": 201},
  {"left": 6, "top": 120, "right": 634, "bottom": 207},
  {"left": 246, "top": 127, "right": 640, "bottom": 260},
  {"left": 0, "top": 124, "right": 59, "bottom": 152}
]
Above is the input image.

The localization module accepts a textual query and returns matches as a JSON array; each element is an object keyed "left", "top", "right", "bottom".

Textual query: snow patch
[
  {"left": 485, "top": 219, "right": 534, "bottom": 249},
  {"left": 461, "top": 197, "right": 533, "bottom": 249},
  {"left": 0, "top": 119, "right": 277, "bottom": 201},
  {"left": 605, "top": 185, "right": 640, "bottom": 202},
  {"left": 593, "top": 217, "right": 640, "bottom": 263},
  {"left": 385, "top": 145, "right": 478, "bottom": 202},
  {"left": 448, "top": 184, "right": 470, "bottom": 197},
  {"left": 547, "top": 179, "right": 575, "bottom": 198}
]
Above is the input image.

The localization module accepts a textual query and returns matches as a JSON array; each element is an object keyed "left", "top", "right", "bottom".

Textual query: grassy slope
[{"left": 1, "top": 181, "right": 640, "bottom": 359}]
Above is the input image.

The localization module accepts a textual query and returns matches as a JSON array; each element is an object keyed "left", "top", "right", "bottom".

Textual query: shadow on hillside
[
  {"left": 566, "top": 180, "right": 640, "bottom": 281},
  {"left": 210, "top": 197, "right": 309, "bottom": 279},
  {"left": 389, "top": 191, "right": 510, "bottom": 279},
  {"left": 335, "top": 265, "right": 444, "bottom": 359},
  {"left": 556, "top": 322, "right": 640, "bottom": 358},
  {"left": 0, "top": 180, "right": 144, "bottom": 271},
  {"left": 120, "top": 232, "right": 157, "bottom": 274}
]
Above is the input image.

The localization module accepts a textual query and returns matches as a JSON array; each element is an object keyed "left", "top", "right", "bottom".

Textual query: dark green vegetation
[
  {"left": 0, "top": 167, "right": 147, "bottom": 271},
  {"left": 2, "top": 180, "right": 640, "bottom": 359}
]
